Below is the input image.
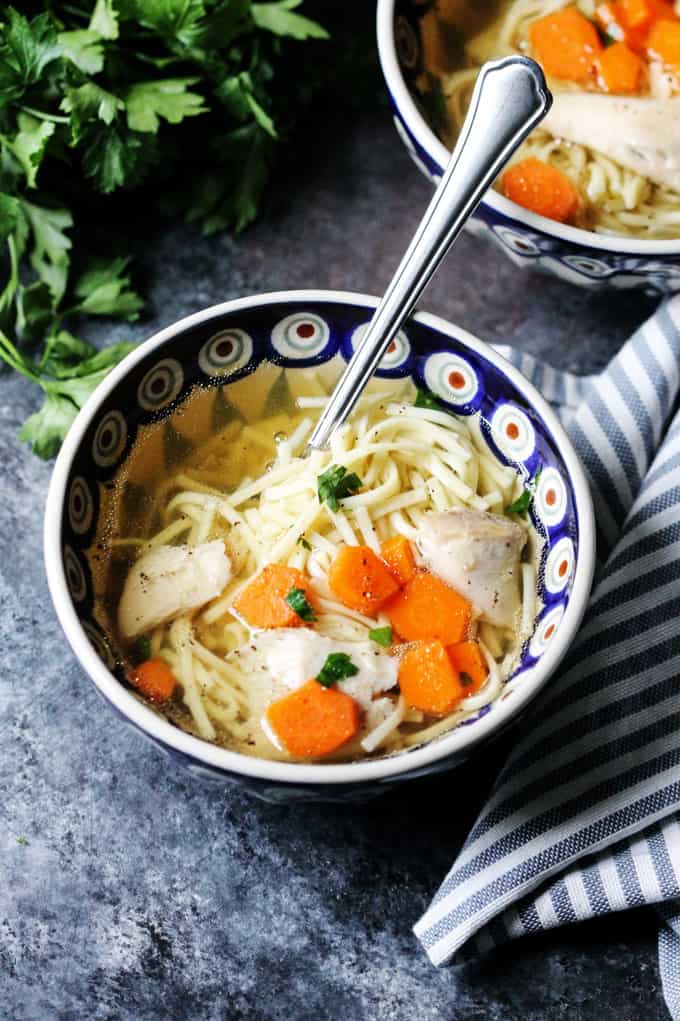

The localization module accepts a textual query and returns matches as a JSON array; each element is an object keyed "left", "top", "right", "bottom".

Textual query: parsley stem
[
  {"left": 0, "top": 331, "right": 40, "bottom": 383},
  {"left": 60, "top": 2, "right": 91, "bottom": 18},
  {"left": 20, "top": 106, "right": 70, "bottom": 124},
  {"left": 0, "top": 238, "right": 19, "bottom": 314}
]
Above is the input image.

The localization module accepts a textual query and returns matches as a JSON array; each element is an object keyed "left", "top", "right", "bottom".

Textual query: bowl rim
[
  {"left": 44, "top": 288, "right": 595, "bottom": 786},
  {"left": 376, "top": 0, "right": 680, "bottom": 258}
]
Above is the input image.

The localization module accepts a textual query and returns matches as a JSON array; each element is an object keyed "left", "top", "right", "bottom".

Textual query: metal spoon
[{"left": 307, "top": 56, "right": 551, "bottom": 451}]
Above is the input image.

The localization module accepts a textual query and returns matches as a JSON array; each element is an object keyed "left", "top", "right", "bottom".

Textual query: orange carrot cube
[
  {"left": 398, "top": 640, "right": 466, "bottom": 716},
  {"left": 266, "top": 680, "right": 361, "bottom": 758}
]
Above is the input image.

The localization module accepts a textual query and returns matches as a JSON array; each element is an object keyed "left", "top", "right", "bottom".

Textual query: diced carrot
[
  {"left": 530, "top": 8, "right": 603, "bottom": 82},
  {"left": 644, "top": 0, "right": 680, "bottom": 22},
  {"left": 387, "top": 572, "right": 471, "bottom": 646},
  {"left": 648, "top": 0, "right": 680, "bottom": 17},
  {"left": 233, "top": 564, "right": 317, "bottom": 629},
  {"left": 328, "top": 545, "right": 401, "bottom": 617},
  {"left": 265, "top": 679, "right": 361, "bottom": 758},
  {"left": 398, "top": 640, "right": 466, "bottom": 716},
  {"left": 447, "top": 641, "right": 488, "bottom": 696},
  {"left": 596, "top": 39, "right": 643, "bottom": 90},
  {"left": 380, "top": 534, "right": 417, "bottom": 586},
  {"left": 129, "top": 658, "right": 176, "bottom": 702},
  {"left": 648, "top": 18, "right": 680, "bottom": 72},
  {"left": 621, "top": 0, "right": 652, "bottom": 28},
  {"left": 502, "top": 158, "right": 581, "bottom": 224},
  {"left": 595, "top": 2, "right": 653, "bottom": 51}
]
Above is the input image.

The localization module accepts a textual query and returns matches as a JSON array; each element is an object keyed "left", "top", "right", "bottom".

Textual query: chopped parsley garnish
[
  {"left": 285, "top": 587, "right": 317, "bottom": 623},
  {"left": 317, "top": 464, "right": 363, "bottom": 512},
  {"left": 415, "top": 388, "right": 442, "bottom": 411},
  {"left": 368, "top": 626, "right": 393, "bottom": 647},
  {"left": 316, "top": 652, "right": 359, "bottom": 688},
  {"left": 460, "top": 671, "right": 474, "bottom": 688},
  {"left": 506, "top": 466, "right": 543, "bottom": 517},
  {"left": 134, "top": 635, "right": 152, "bottom": 663},
  {"left": 297, "top": 536, "right": 312, "bottom": 551},
  {"left": 16, "top": 837, "right": 30, "bottom": 846}
]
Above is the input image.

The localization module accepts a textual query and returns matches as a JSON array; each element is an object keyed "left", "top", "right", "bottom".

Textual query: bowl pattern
[
  {"left": 383, "top": 0, "right": 680, "bottom": 295},
  {"left": 56, "top": 297, "right": 583, "bottom": 800}
]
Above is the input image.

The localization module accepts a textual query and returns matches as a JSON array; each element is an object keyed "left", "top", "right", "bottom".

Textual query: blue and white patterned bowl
[
  {"left": 377, "top": 0, "right": 680, "bottom": 295},
  {"left": 44, "top": 291, "right": 595, "bottom": 802}
]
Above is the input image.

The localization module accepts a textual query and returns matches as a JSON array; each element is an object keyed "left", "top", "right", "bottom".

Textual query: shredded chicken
[
  {"left": 247, "top": 629, "right": 398, "bottom": 710},
  {"left": 416, "top": 509, "right": 526, "bottom": 629},
  {"left": 543, "top": 92, "right": 680, "bottom": 190},
  {"left": 118, "top": 540, "right": 231, "bottom": 639}
]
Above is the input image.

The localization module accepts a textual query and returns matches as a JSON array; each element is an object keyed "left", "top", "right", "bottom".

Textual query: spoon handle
[{"left": 307, "top": 56, "right": 551, "bottom": 451}]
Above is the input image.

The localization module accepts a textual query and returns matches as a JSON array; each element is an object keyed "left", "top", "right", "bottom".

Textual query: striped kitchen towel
[{"left": 414, "top": 295, "right": 680, "bottom": 1021}]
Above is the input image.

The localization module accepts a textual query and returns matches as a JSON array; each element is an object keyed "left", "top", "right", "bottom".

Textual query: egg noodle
[
  {"left": 441, "top": 0, "right": 680, "bottom": 238},
  {"left": 114, "top": 377, "right": 537, "bottom": 761}
]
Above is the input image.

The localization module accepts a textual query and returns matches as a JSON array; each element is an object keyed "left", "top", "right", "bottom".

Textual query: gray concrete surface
[{"left": 0, "top": 108, "right": 666, "bottom": 1020}]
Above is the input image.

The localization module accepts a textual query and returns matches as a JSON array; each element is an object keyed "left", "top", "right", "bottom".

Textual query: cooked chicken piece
[
  {"left": 416, "top": 509, "right": 526, "bottom": 629},
  {"left": 250, "top": 629, "right": 398, "bottom": 710},
  {"left": 542, "top": 93, "right": 680, "bottom": 190},
  {"left": 118, "top": 540, "right": 231, "bottom": 639}
]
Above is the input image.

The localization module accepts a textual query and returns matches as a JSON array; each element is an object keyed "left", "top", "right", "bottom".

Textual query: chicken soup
[
  {"left": 422, "top": 0, "right": 680, "bottom": 238},
  {"left": 97, "top": 370, "right": 541, "bottom": 762}
]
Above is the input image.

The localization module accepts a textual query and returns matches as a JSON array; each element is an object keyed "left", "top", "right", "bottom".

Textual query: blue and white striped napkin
[{"left": 414, "top": 296, "right": 680, "bottom": 1021}]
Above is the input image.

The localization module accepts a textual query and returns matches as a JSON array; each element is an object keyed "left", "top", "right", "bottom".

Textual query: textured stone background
[{"left": 0, "top": 106, "right": 667, "bottom": 1020}]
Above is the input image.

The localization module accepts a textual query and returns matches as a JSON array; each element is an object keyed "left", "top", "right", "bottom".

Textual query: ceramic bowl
[
  {"left": 377, "top": 0, "right": 680, "bottom": 295},
  {"left": 44, "top": 290, "right": 595, "bottom": 803}
]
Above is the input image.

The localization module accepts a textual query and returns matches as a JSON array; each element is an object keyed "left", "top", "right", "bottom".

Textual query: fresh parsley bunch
[{"left": 0, "top": 1, "right": 328, "bottom": 457}]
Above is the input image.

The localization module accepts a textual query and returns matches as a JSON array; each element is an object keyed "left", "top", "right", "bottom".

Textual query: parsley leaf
[
  {"left": 20, "top": 200, "right": 72, "bottom": 302},
  {"left": 81, "top": 124, "right": 145, "bottom": 194},
  {"left": 61, "top": 83, "right": 124, "bottom": 143},
  {"left": 125, "top": 78, "right": 207, "bottom": 133},
  {"left": 297, "top": 535, "right": 311, "bottom": 551},
  {"left": 0, "top": 193, "right": 20, "bottom": 242},
  {"left": 285, "top": 587, "right": 317, "bottom": 622},
  {"left": 123, "top": 0, "right": 207, "bottom": 47},
  {"left": 58, "top": 29, "right": 105, "bottom": 74},
  {"left": 415, "top": 388, "right": 442, "bottom": 410},
  {"left": 252, "top": 1, "right": 330, "bottom": 40},
  {"left": 44, "top": 335, "right": 136, "bottom": 379},
  {"left": 134, "top": 635, "right": 152, "bottom": 662},
  {"left": 186, "top": 123, "right": 274, "bottom": 234},
  {"left": 10, "top": 113, "right": 55, "bottom": 189},
  {"left": 215, "top": 73, "right": 277, "bottom": 137},
  {"left": 72, "top": 257, "right": 143, "bottom": 320},
  {"left": 368, "top": 626, "right": 392, "bottom": 647},
  {"left": 506, "top": 466, "right": 543, "bottom": 517},
  {"left": 16, "top": 836, "right": 30, "bottom": 846},
  {"left": 0, "top": 9, "right": 61, "bottom": 105},
  {"left": 89, "top": 0, "right": 119, "bottom": 40},
  {"left": 1, "top": 321, "right": 135, "bottom": 457},
  {"left": 16, "top": 281, "right": 53, "bottom": 345},
  {"left": 505, "top": 488, "right": 532, "bottom": 516},
  {"left": 18, "top": 355, "right": 135, "bottom": 458},
  {"left": 317, "top": 464, "right": 363, "bottom": 512},
  {"left": 19, "top": 389, "right": 80, "bottom": 459},
  {"left": 316, "top": 652, "right": 358, "bottom": 688}
]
